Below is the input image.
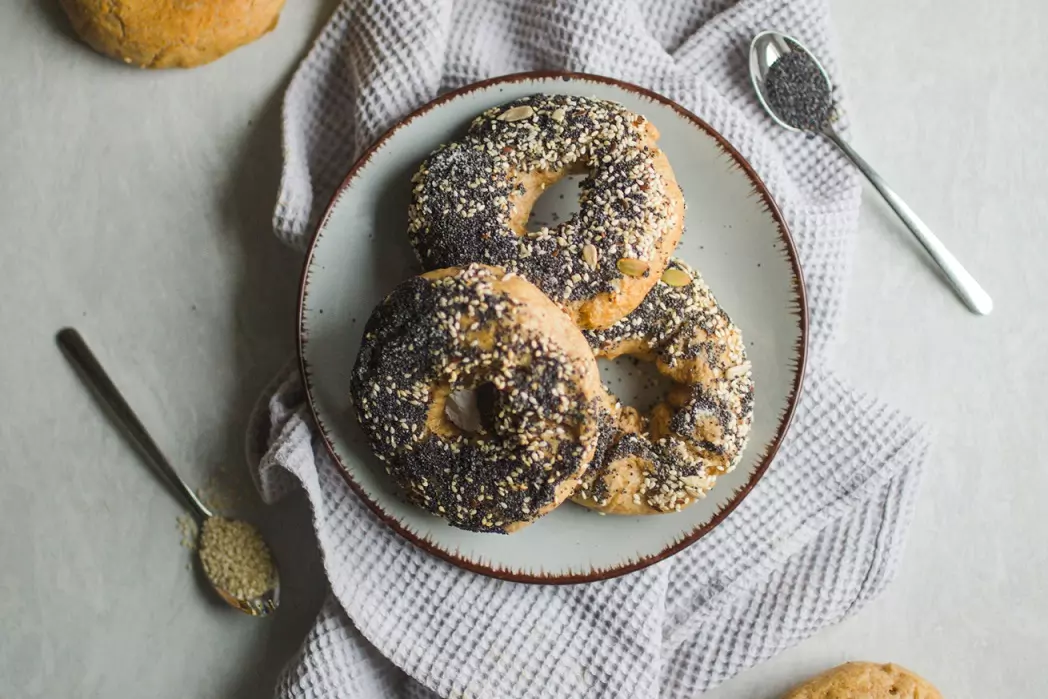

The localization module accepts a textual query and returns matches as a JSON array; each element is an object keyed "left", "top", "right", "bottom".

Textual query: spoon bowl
[
  {"left": 749, "top": 30, "right": 833, "bottom": 133},
  {"left": 202, "top": 527, "right": 281, "bottom": 616},
  {"left": 56, "top": 328, "right": 281, "bottom": 616}
]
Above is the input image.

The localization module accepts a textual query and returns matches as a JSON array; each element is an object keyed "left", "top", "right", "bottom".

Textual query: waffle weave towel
[{"left": 246, "top": 1, "right": 931, "bottom": 696}]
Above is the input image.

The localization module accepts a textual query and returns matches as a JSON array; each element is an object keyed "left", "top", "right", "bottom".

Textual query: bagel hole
[
  {"left": 444, "top": 382, "right": 498, "bottom": 434},
  {"left": 599, "top": 355, "right": 676, "bottom": 415},
  {"left": 525, "top": 174, "right": 585, "bottom": 232}
]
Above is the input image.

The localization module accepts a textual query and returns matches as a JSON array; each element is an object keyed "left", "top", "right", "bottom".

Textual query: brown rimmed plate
[{"left": 298, "top": 72, "right": 807, "bottom": 583}]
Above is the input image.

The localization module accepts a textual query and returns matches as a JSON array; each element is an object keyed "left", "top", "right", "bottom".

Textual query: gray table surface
[{"left": 2, "top": 1, "right": 1045, "bottom": 697}]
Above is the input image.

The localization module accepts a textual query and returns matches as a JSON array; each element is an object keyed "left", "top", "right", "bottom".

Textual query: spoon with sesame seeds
[
  {"left": 749, "top": 30, "right": 993, "bottom": 316},
  {"left": 56, "top": 328, "right": 280, "bottom": 616}
]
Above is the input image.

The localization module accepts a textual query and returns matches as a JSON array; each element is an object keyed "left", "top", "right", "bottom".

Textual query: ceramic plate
[{"left": 299, "top": 72, "right": 807, "bottom": 583}]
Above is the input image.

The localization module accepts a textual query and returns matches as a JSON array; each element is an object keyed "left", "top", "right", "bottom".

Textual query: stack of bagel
[{"left": 351, "top": 94, "right": 754, "bottom": 533}]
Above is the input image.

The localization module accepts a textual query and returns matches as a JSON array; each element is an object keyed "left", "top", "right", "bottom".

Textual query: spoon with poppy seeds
[
  {"left": 749, "top": 30, "right": 993, "bottom": 316},
  {"left": 56, "top": 328, "right": 280, "bottom": 616}
]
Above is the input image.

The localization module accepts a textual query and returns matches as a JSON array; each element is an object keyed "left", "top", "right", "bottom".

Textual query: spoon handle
[
  {"left": 822, "top": 126, "right": 993, "bottom": 315},
  {"left": 56, "top": 328, "right": 213, "bottom": 520}
]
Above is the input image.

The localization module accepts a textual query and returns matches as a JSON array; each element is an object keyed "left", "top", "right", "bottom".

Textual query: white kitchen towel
[{"left": 247, "top": 0, "right": 932, "bottom": 697}]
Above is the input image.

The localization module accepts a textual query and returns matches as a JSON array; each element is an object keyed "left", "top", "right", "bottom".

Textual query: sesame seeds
[
  {"left": 176, "top": 514, "right": 198, "bottom": 550},
  {"left": 350, "top": 265, "right": 602, "bottom": 533},
  {"left": 198, "top": 517, "right": 275, "bottom": 601},
  {"left": 407, "top": 94, "right": 679, "bottom": 312}
]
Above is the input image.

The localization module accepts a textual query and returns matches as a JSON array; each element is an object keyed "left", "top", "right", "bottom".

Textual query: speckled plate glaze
[{"left": 299, "top": 72, "right": 807, "bottom": 584}]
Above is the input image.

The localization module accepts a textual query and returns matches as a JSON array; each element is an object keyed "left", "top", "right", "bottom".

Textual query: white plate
[{"left": 299, "top": 72, "right": 807, "bottom": 583}]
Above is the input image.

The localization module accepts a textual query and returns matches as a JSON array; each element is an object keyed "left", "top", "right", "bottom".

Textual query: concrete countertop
[{"left": 2, "top": 1, "right": 1044, "bottom": 696}]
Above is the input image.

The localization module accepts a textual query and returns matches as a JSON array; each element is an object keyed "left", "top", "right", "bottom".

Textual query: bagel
[
  {"left": 573, "top": 260, "right": 754, "bottom": 515},
  {"left": 408, "top": 94, "right": 685, "bottom": 330},
  {"left": 351, "top": 264, "right": 610, "bottom": 533}
]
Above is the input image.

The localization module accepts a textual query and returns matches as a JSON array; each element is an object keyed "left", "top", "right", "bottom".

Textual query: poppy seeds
[{"left": 763, "top": 46, "right": 833, "bottom": 132}]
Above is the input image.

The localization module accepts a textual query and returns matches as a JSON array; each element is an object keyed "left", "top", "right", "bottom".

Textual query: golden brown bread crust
[
  {"left": 351, "top": 264, "right": 612, "bottom": 533},
  {"left": 783, "top": 662, "right": 942, "bottom": 699},
  {"left": 59, "top": 0, "right": 285, "bottom": 69}
]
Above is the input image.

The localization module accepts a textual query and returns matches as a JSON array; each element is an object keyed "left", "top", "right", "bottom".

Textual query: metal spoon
[
  {"left": 749, "top": 30, "right": 993, "bottom": 316},
  {"left": 56, "top": 328, "right": 280, "bottom": 616}
]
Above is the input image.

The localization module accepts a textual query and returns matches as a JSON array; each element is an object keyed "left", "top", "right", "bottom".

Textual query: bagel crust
[
  {"left": 574, "top": 259, "right": 754, "bottom": 515},
  {"left": 351, "top": 264, "right": 609, "bottom": 533},
  {"left": 408, "top": 95, "right": 685, "bottom": 331}
]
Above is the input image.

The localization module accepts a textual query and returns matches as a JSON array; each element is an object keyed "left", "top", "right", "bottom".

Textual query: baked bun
[
  {"left": 783, "top": 662, "right": 943, "bottom": 699},
  {"left": 59, "top": 0, "right": 285, "bottom": 68}
]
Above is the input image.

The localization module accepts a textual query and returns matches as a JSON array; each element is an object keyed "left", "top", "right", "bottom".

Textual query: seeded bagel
[
  {"left": 574, "top": 259, "right": 753, "bottom": 515},
  {"left": 351, "top": 264, "right": 612, "bottom": 533},
  {"left": 408, "top": 94, "right": 685, "bottom": 330}
]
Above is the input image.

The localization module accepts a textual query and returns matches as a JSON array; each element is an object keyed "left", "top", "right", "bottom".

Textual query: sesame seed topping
[
  {"left": 350, "top": 264, "right": 603, "bottom": 533},
  {"left": 577, "top": 259, "right": 754, "bottom": 513},
  {"left": 407, "top": 95, "right": 680, "bottom": 317}
]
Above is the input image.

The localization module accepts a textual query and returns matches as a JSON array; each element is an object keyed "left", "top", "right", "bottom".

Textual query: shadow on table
[
  {"left": 33, "top": 0, "right": 84, "bottom": 46},
  {"left": 207, "top": 1, "right": 343, "bottom": 695},
  {"left": 862, "top": 188, "right": 951, "bottom": 287},
  {"left": 210, "top": 74, "right": 327, "bottom": 699}
]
